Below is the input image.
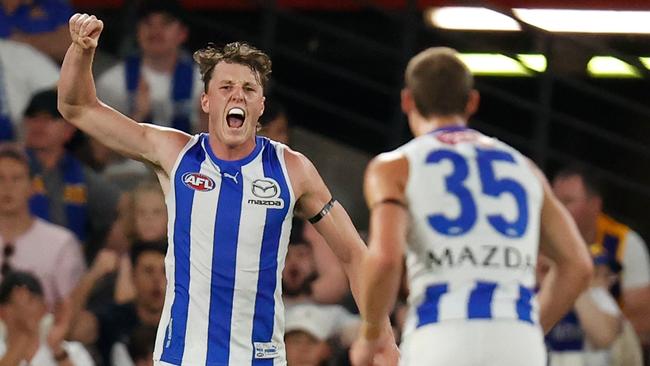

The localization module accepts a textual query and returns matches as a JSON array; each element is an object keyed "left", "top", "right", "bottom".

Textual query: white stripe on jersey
[
  {"left": 182, "top": 157, "right": 222, "bottom": 365},
  {"left": 228, "top": 152, "right": 266, "bottom": 365}
]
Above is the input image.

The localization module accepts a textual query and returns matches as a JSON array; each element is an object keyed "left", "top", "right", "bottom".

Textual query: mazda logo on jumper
[
  {"left": 252, "top": 179, "right": 278, "bottom": 198},
  {"left": 249, "top": 179, "right": 284, "bottom": 209}
]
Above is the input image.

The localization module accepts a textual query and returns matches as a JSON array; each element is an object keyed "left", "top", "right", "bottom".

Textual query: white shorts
[{"left": 400, "top": 320, "right": 547, "bottom": 366}]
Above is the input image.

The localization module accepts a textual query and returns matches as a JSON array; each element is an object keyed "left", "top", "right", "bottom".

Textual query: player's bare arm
[
  {"left": 360, "top": 151, "right": 408, "bottom": 332},
  {"left": 58, "top": 13, "right": 189, "bottom": 176},
  {"left": 530, "top": 162, "right": 593, "bottom": 333},
  {"left": 349, "top": 151, "right": 408, "bottom": 366}
]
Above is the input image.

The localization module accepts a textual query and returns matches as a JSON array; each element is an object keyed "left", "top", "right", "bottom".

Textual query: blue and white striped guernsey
[
  {"left": 154, "top": 134, "right": 296, "bottom": 366},
  {"left": 398, "top": 127, "right": 544, "bottom": 339}
]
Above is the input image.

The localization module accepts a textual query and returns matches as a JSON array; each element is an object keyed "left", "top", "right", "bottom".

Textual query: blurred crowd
[{"left": 0, "top": 0, "right": 649, "bottom": 365}]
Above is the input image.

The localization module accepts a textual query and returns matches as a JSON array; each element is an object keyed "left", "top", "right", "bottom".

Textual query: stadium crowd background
[{"left": 0, "top": 0, "right": 649, "bottom": 365}]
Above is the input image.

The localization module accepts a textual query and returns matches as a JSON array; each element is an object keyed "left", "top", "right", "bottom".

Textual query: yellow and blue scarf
[{"left": 28, "top": 151, "right": 87, "bottom": 241}]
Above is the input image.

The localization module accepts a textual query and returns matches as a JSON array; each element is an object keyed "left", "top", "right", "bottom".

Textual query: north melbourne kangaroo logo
[{"left": 252, "top": 179, "right": 279, "bottom": 198}]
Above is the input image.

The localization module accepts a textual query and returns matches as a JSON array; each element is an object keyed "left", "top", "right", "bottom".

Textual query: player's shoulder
[
  {"left": 280, "top": 143, "right": 313, "bottom": 176},
  {"left": 368, "top": 150, "right": 408, "bottom": 175}
]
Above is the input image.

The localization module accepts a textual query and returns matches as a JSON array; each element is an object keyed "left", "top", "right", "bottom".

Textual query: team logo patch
[
  {"left": 182, "top": 172, "right": 215, "bottom": 192},
  {"left": 252, "top": 179, "right": 279, "bottom": 198},
  {"left": 249, "top": 178, "right": 284, "bottom": 209},
  {"left": 253, "top": 342, "right": 279, "bottom": 359}
]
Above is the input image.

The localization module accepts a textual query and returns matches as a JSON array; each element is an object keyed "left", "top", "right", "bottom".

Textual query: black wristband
[{"left": 308, "top": 198, "right": 336, "bottom": 224}]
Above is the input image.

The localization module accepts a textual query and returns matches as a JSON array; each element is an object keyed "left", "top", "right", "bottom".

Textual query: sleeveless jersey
[
  {"left": 400, "top": 126, "right": 543, "bottom": 338},
  {"left": 154, "top": 134, "right": 296, "bottom": 366}
]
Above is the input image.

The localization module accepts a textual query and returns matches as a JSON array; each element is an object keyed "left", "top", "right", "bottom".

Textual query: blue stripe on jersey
[
  {"left": 467, "top": 281, "right": 498, "bottom": 319},
  {"left": 516, "top": 285, "right": 534, "bottom": 324},
  {"left": 206, "top": 164, "right": 244, "bottom": 365},
  {"left": 160, "top": 140, "right": 205, "bottom": 364},
  {"left": 416, "top": 283, "right": 448, "bottom": 327},
  {"left": 251, "top": 142, "right": 291, "bottom": 365}
]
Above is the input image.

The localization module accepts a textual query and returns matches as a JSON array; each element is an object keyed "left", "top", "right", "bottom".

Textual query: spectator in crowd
[
  {"left": 110, "top": 181, "right": 168, "bottom": 305},
  {"left": 22, "top": 89, "right": 121, "bottom": 264},
  {"left": 542, "top": 254, "right": 624, "bottom": 366},
  {"left": 101, "top": 324, "right": 158, "bottom": 366},
  {"left": 69, "top": 242, "right": 165, "bottom": 366},
  {"left": 0, "top": 144, "right": 85, "bottom": 309},
  {"left": 81, "top": 136, "right": 152, "bottom": 192},
  {"left": 95, "top": 0, "right": 204, "bottom": 134},
  {"left": 285, "top": 303, "right": 359, "bottom": 366},
  {"left": 0, "top": 271, "right": 94, "bottom": 365},
  {"left": 0, "top": 0, "right": 72, "bottom": 62},
  {"left": 283, "top": 219, "right": 349, "bottom": 305},
  {"left": 552, "top": 167, "right": 650, "bottom": 349},
  {"left": 0, "top": 39, "right": 58, "bottom": 141}
]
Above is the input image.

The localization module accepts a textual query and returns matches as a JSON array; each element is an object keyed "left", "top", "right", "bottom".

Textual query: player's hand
[
  {"left": 69, "top": 13, "right": 103, "bottom": 50},
  {"left": 350, "top": 322, "right": 399, "bottom": 366}
]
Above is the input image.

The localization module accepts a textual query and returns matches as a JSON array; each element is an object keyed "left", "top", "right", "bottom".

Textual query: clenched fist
[{"left": 69, "top": 13, "right": 104, "bottom": 50}]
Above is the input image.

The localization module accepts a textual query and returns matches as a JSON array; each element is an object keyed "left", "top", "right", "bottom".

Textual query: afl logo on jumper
[
  {"left": 249, "top": 179, "right": 284, "bottom": 208},
  {"left": 182, "top": 172, "right": 215, "bottom": 192}
]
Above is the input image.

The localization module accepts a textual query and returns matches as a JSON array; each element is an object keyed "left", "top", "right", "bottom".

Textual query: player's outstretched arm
[
  {"left": 532, "top": 164, "right": 594, "bottom": 333},
  {"left": 58, "top": 14, "right": 188, "bottom": 173}
]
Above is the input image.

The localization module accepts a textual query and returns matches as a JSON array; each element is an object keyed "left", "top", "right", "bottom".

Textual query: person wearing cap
[
  {"left": 0, "top": 0, "right": 73, "bottom": 63},
  {"left": 0, "top": 271, "right": 94, "bottom": 365},
  {"left": 22, "top": 89, "right": 121, "bottom": 263},
  {"left": 0, "top": 143, "right": 85, "bottom": 310},
  {"left": 96, "top": 0, "right": 203, "bottom": 134},
  {"left": 285, "top": 303, "right": 359, "bottom": 366}
]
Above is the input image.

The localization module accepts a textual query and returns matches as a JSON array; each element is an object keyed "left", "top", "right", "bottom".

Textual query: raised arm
[
  {"left": 532, "top": 164, "right": 594, "bottom": 333},
  {"left": 57, "top": 14, "right": 188, "bottom": 174}
]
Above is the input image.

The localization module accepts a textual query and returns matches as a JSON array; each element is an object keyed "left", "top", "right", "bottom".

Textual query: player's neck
[
  {"left": 415, "top": 115, "right": 466, "bottom": 137},
  {"left": 208, "top": 135, "right": 257, "bottom": 161},
  {"left": 143, "top": 50, "right": 179, "bottom": 73}
]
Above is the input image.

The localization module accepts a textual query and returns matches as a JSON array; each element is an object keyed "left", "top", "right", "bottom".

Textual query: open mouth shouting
[{"left": 226, "top": 107, "right": 246, "bottom": 129}]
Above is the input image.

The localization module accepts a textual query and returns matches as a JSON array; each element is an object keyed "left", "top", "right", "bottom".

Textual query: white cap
[{"left": 284, "top": 303, "right": 337, "bottom": 341}]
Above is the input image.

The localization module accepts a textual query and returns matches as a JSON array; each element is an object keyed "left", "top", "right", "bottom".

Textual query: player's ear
[
  {"left": 260, "top": 96, "right": 265, "bottom": 117},
  {"left": 201, "top": 92, "right": 209, "bottom": 114},
  {"left": 465, "top": 90, "right": 480, "bottom": 118},
  {"left": 401, "top": 88, "right": 414, "bottom": 114}
]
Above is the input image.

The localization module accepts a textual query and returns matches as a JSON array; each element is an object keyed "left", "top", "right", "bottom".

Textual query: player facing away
[
  {"left": 350, "top": 47, "right": 594, "bottom": 366},
  {"left": 58, "top": 14, "right": 398, "bottom": 366}
]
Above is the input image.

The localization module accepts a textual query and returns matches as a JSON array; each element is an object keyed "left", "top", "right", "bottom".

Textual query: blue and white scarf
[{"left": 125, "top": 53, "right": 194, "bottom": 132}]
